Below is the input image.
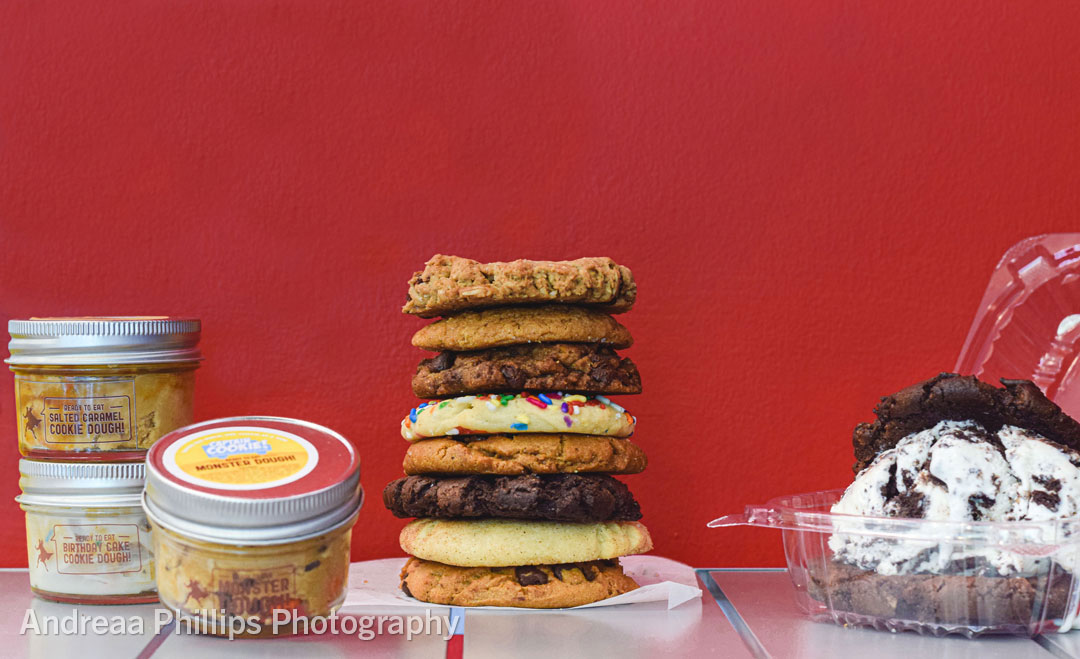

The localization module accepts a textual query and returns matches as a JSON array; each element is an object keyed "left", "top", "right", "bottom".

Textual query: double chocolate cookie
[
  {"left": 383, "top": 473, "right": 642, "bottom": 522},
  {"left": 413, "top": 343, "right": 641, "bottom": 398},
  {"left": 852, "top": 373, "right": 1080, "bottom": 473}
]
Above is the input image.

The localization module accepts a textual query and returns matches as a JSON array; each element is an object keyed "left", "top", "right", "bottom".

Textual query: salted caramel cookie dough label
[
  {"left": 16, "top": 377, "right": 135, "bottom": 447},
  {"left": 162, "top": 427, "right": 319, "bottom": 490}
]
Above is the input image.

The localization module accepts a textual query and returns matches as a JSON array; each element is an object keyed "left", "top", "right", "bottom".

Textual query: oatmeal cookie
[{"left": 403, "top": 255, "right": 636, "bottom": 317}]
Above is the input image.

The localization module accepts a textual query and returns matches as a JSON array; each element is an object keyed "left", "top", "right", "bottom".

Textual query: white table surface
[{"left": 0, "top": 563, "right": 1074, "bottom": 658}]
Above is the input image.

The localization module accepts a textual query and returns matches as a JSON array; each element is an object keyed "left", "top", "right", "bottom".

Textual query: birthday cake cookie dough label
[
  {"left": 16, "top": 377, "right": 135, "bottom": 446},
  {"left": 162, "top": 427, "right": 319, "bottom": 490},
  {"left": 46, "top": 524, "right": 143, "bottom": 575}
]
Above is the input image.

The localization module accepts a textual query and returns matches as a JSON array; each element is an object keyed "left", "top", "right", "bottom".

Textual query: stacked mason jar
[{"left": 7, "top": 318, "right": 201, "bottom": 604}]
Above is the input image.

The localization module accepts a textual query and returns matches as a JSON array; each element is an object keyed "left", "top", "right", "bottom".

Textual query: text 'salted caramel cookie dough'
[
  {"left": 14, "top": 370, "right": 195, "bottom": 457},
  {"left": 403, "top": 255, "right": 636, "bottom": 317},
  {"left": 388, "top": 254, "right": 651, "bottom": 608},
  {"left": 7, "top": 317, "right": 201, "bottom": 460}
]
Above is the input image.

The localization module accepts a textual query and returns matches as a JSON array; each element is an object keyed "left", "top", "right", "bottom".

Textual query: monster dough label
[
  {"left": 201, "top": 565, "right": 299, "bottom": 618},
  {"left": 41, "top": 524, "right": 143, "bottom": 575},
  {"left": 16, "top": 377, "right": 135, "bottom": 445},
  {"left": 162, "top": 427, "right": 319, "bottom": 490}
]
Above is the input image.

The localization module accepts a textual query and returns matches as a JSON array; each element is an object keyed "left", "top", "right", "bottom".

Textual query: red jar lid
[{"left": 143, "top": 416, "right": 361, "bottom": 544}]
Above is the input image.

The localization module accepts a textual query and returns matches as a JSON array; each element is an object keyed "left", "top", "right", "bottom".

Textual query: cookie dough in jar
[
  {"left": 143, "top": 417, "right": 362, "bottom": 637},
  {"left": 17, "top": 460, "right": 156, "bottom": 604},
  {"left": 7, "top": 317, "right": 201, "bottom": 461}
]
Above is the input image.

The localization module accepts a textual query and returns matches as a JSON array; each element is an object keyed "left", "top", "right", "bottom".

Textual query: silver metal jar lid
[
  {"left": 143, "top": 416, "right": 363, "bottom": 546},
  {"left": 7, "top": 317, "right": 202, "bottom": 366},
  {"left": 17, "top": 459, "right": 146, "bottom": 508}
]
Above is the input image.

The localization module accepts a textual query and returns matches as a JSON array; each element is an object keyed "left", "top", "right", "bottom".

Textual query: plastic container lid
[
  {"left": 955, "top": 233, "right": 1080, "bottom": 418},
  {"left": 16, "top": 459, "right": 146, "bottom": 508},
  {"left": 7, "top": 317, "right": 202, "bottom": 365},
  {"left": 143, "top": 416, "right": 362, "bottom": 545}
]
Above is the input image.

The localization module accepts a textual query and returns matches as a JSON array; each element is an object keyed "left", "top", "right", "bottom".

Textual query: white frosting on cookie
[{"left": 401, "top": 393, "right": 635, "bottom": 440}]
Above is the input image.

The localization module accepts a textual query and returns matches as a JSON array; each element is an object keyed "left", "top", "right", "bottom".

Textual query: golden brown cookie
[
  {"left": 400, "top": 557, "right": 639, "bottom": 608},
  {"left": 399, "top": 519, "right": 653, "bottom": 567},
  {"left": 411, "top": 305, "right": 633, "bottom": 351},
  {"left": 403, "top": 255, "right": 636, "bottom": 317},
  {"left": 402, "top": 434, "right": 648, "bottom": 475}
]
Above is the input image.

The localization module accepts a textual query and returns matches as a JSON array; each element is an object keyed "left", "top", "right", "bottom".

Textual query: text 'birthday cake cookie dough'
[{"left": 388, "top": 255, "right": 651, "bottom": 608}]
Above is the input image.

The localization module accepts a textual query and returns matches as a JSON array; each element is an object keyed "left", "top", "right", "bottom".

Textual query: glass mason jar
[
  {"left": 17, "top": 460, "right": 156, "bottom": 604},
  {"left": 143, "top": 416, "right": 362, "bottom": 637},
  {"left": 7, "top": 317, "right": 201, "bottom": 460}
]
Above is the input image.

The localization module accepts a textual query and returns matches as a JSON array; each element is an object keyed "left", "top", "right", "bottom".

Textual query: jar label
[
  {"left": 15, "top": 376, "right": 135, "bottom": 447},
  {"left": 162, "top": 427, "right": 319, "bottom": 490},
  {"left": 34, "top": 524, "right": 144, "bottom": 575},
  {"left": 201, "top": 565, "right": 299, "bottom": 618}
]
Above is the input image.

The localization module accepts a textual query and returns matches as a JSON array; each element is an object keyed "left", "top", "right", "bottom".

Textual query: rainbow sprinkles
[{"left": 400, "top": 392, "right": 635, "bottom": 440}]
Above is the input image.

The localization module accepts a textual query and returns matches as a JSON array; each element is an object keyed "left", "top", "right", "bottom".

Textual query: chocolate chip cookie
[
  {"left": 383, "top": 473, "right": 642, "bottom": 522},
  {"left": 852, "top": 373, "right": 1080, "bottom": 473},
  {"left": 411, "top": 305, "right": 633, "bottom": 352},
  {"left": 402, "top": 434, "right": 648, "bottom": 475},
  {"left": 400, "top": 557, "right": 639, "bottom": 608},
  {"left": 403, "top": 255, "right": 636, "bottom": 317},
  {"left": 412, "top": 343, "right": 641, "bottom": 398}
]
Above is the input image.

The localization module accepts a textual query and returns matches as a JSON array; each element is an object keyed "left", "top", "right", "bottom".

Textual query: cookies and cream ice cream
[{"left": 831, "top": 419, "right": 1080, "bottom": 576}]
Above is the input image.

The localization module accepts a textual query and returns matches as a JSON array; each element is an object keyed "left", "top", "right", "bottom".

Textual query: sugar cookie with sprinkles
[{"left": 400, "top": 393, "right": 635, "bottom": 440}]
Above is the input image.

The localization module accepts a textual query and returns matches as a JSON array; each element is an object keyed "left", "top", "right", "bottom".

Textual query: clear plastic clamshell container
[
  {"left": 709, "top": 492, "right": 1080, "bottom": 637},
  {"left": 712, "top": 234, "right": 1080, "bottom": 637}
]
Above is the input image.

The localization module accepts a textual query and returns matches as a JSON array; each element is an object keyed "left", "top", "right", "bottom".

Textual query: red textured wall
[{"left": 2, "top": 1, "right": 1080, "bottom": 569}]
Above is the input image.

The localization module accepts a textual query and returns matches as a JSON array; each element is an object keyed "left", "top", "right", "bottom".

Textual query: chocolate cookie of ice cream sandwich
[{"left": 851, "top": 373, "right": 1080, "bottom": 473}]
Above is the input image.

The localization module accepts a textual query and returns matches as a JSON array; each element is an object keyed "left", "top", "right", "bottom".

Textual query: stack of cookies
[{"left": 384, "top": 255, "right": 653, "bottom": 608}]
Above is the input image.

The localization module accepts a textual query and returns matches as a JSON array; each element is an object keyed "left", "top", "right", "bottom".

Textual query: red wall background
[{"left": 2, "top": 1, "right": 1079, "bottom": 568}]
